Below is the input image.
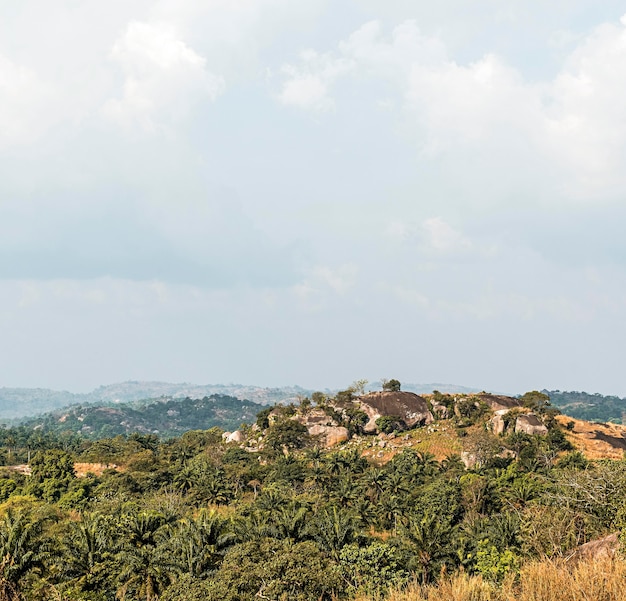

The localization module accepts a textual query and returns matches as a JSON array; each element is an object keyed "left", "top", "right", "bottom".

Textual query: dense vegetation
[
  {"left": 547, "top": 389, "right": 626, "bottom": 424},
  {"left": 18, "top": 395, "right": 264, "bottom": 439},
  {"left": 0, "top": 387, "right": 623, "bottom": 600}
]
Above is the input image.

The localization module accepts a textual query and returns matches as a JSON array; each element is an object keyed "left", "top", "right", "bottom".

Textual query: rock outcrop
[
  {"left": 224, "top": 430, "right": 244, "bottom": 443},
  {"left": 515, "top": 413, "right": 548, "bottom": 435},
  {"left": 307, "top": 425, "right": 349, "bottom": 447},
  {"left": 431, "top": 403, "right": 449, "bottom": 419},
  {"left": 491, "top": 410, "right": 507, "bottom": 435},
  {"left": 356, "top": 391, "right": 434, "bottom": 434},
  {"left": 566, "top": 533, "right": 619, "bottom": 564},
  {"left": 477, "top": 393, "right": 522, "bottom": 412},
  {"left": 294, "top": 408, "right": 336, "bottom": 428}
]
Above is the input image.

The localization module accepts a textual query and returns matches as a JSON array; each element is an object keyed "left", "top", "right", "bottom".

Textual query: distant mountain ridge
[
  {"left": 0, "top": 381, "right": 314, "bottom": 420},
  {"left": 0, "top": 380, "right": 481, "bottom": 420},
  {"left": 20, "top": 394, "right": 264, "bottom": 439}
]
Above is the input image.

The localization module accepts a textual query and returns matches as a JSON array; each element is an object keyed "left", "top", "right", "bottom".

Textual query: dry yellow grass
[
  {"left": 360, "top": 425, "right": 463, "bottom": 464},
  {"left": 556, "top": 415, "right": 626, "bottom": 460},
  {"left": 354, "top": 556, "right": 626, "bottom": 601}
]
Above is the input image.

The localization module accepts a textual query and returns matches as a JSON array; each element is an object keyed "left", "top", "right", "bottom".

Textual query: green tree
[
  {"left": 265, "top": 419, "right": 310, "bottom": 451},
  {"left": 171, "top": 510, "right": 233, "bottom": 578},
  {"left": 199, "top": 539, "right": 342, "bottom": 601},
  {"left": 0, "top": 509, "right": 53, "bottom": 600},
  {"left": 58, "top": 514, "right": 113, "bottom": 595},
  {"left": 116, "top": 512, "right": 177, "bottom": 601},
  {"left": 382, "top": 379, "right": 401, "bottom": 392}
]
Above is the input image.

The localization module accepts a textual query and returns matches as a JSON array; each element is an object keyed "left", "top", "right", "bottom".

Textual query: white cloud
[
  {"left": 0, "top": 54, "right": 57, "bottom": 149},
  {"left": 293, "top": 264, "right": 357, "bottom": 310},
  {"left": 277, "top": 50, "right": 353, "bottom": 111},
  {"left": 104, "top": 21, "right": 224, "bottom": 131},
  {"left": 421, "top": 217, "right": 472, "bottom": 253},
  {"left": 277, "top": 14, "right": 626, "bottom": 200}
]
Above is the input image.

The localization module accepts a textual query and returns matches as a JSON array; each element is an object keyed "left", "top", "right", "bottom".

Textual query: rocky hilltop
[{"left": 222, "top": 386, "right": 556, "bottom": 460}]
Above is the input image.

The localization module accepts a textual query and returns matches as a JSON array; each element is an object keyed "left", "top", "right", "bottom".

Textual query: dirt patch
[{"left": 74, "top": 462, "right": 120, "bottom": 477}]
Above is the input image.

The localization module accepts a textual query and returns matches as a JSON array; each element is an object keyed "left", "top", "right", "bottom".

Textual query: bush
[
  {"left": 200, "top": 539, "right": 343, "bottom": 601},
  {"left": 339, "top": 541, "right": 409, "bottom": 594},
  {"left": 376, "top": 415, "right": 407, "bottom": 434}
]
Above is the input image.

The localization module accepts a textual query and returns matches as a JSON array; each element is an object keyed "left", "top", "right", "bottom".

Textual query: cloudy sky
[{"left": 2, "top": 0, "right": 626, "bottom": 395}]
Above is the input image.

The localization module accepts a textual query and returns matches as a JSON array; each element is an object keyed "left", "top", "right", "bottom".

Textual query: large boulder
[
  {"left": 567, "top": 533, "right": 619, "bottom": 564},
  {"left": 226, "top": 430, "right": 244, "bottom": 443},
  {"left": 515, "top": 413, "right": 548, "bottom": 435},
  {"left": 294, "top": 408, "right": 336, "bottom": 428},
  {"left": 356, "top": 391, "right": 434, "bottom": 434},
  {"left": 476, "top": 393, "right": 522, "bottom": 412},
  {"left": 491, "top": 412, "right": 507, "bottom": 435},
  {"left": 307, "top": 425, "right": 349, "bottom": 447}
]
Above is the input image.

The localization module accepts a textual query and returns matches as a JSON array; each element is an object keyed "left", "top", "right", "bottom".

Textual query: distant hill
[
  {"left": 20, "top": 394, "right": 265, "bottom": 439},
  {"left": 0, "top": 380, "right": 479, "bottom": 420},
  {"left": 0, "top": 382, "right": 315, "bottom": 420},
  {"left": 385, "top": 382, "right": 481, "bottom": 395},
  {"left": 546, "top": 390, "right": 626, "bottom": 424}
]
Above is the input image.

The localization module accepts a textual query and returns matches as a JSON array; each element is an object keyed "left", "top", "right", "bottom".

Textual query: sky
[{"left": 2, "top": 0, "right": 626, "bottom": 395}]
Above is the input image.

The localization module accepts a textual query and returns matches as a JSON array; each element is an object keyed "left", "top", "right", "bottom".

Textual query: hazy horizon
[{"left": 2, "top": 2, "right": 626, "bottom": 396}]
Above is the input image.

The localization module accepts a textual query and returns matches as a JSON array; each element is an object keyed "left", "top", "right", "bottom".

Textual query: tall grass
[{"left": 355, "top": 555, "right": 626, "bottom": 601}]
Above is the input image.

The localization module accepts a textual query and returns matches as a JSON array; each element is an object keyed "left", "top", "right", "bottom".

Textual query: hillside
[
  {"left": 2, "top": 383, "right": 626, "bottom": 601},
  {"left": 546, "top": 389, "right": 626, "bottom": 424},
  {"left": 20, "top": 394, "right": 264, "bottom": 439},
  {"left": 0, "top": 380, "right": 479, "bottom": 420},
  {"left": 0, "top": 381, "right": 314, "bottom": 420}
]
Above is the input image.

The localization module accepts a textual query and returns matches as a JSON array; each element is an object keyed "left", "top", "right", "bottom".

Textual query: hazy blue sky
[{"left": 2, "top": 1, "right": 626, "bottom": 395}]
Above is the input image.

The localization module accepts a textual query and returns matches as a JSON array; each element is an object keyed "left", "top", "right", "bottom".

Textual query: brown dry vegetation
[
  {"left": 557, "top": 414, "right": 626, "bottom": 460},
  {"left": 357, "top": 555, "right": 626, "bottom": 601}
]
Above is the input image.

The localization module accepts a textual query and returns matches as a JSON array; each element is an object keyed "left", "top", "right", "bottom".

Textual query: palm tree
[
  {"left": 59, "top": 514, "right": 112, "bottom": 593},
  {"left": 171, "top": 510, "right": 233, "bottom": 578},
  {"left": 311, "top": 506, "right": 361, "bottom": 559},
  {"left": 329, "top": 475, "right": 360, "bottom": 508},
  {"left": 363, "top": 468, "right": 388, "bottom": 503},
  {"left": 116, "top": 512, "right": 177, "bottom": 601},
  {"left": 400, "top": 512, "right": 454, "bottom": 584},
  {"left": 0, "top": 509, "right": 53, "bottom": 600},
  {"left": 268, "top": 505, "right": 310, "bottom": 542},
  {"left": 231, "top": 510, "right": 271, "bottom": 542}
]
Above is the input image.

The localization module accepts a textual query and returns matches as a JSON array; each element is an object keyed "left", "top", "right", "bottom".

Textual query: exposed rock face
[
  {"left": 491, "top": 412, "right": 507, "bottom": 435},
  {"left": 291, "top": 408, "right": 347, "bottom": 447},
  {"left": 307, "top": 425, "right": 349, "bottom": 447},
  {"left": 567, "top": 534, "right": 619, "bottom": 564},
  {"left": 460, "top": 451, "right": 477, "bottom": 469},
  {"left": 356, "top": 391, "right": 434, "bottom": 434},
  {"left": 226, "top": 430, "right": 244, "bottom": 443},
  {"left": 477, "top": 393, "right": 522, "bottom": 412},
  {"left": 515, "top": 414, "right": 548, "bottom": 435},
  {"left": 294, "top": 408, "right": 336, "bottom": 428},
  {"left": 431, "top": 403, "right": 449, "bottom": 419}
]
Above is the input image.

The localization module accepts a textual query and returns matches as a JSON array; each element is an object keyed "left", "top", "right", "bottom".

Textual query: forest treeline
[
  {"left": 547, "top": 390, "right": 626, "bottom": 424},
  {"left": 0, "top": 389, "right": 624, "bottom": 600},
  {"left": 16, "top": 394, "right": 264, "bottom": 439}
]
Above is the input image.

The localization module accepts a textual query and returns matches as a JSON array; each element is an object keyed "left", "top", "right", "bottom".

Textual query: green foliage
[
  {"left": 376, "top": 415, "right": 407, "bottom": 434},
  {"left": 382, "top": 379, "right": 402, "bottom": 392},
  {"left": 0, "top": 389, "right": 625, "bottom": 601},
  {"left": 199, "top": 539, "right": 342, "bottom": 601},
  {"left": 339, "top": 541, "right": 409, "bottom": 594},
  {"left": 548, "top": 389, "right": 626, "bottom": 423},
  {"left": 473, "top": 540, "right": 520, "bottom": 582},
  {"left": 520, "top": 391, "right": 551, "bottom": 414},
  {"left": 20, "top": 394, "right": 261, "bottom": 439},
  {"left": 264, "top": 419, "right": 310, "bottom": 451}
]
